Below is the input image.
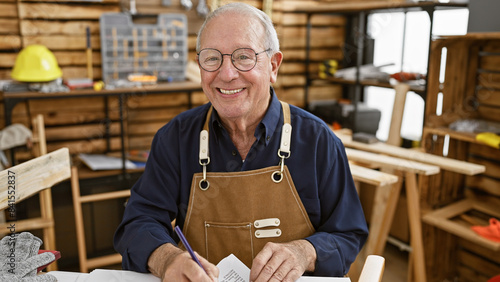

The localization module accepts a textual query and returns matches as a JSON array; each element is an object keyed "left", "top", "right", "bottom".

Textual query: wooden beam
[{"left": 335, "top": 130, "right": 485, "bottom": 175}]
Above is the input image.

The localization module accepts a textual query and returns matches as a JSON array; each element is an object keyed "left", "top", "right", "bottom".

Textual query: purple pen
[{"left": 174, "top": 225, "right": 208, "bottom": 274}]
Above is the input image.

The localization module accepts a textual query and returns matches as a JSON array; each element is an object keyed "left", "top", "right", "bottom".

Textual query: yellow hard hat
[{"left": 11, "top": 45, "right": 62, "bottom": 82}]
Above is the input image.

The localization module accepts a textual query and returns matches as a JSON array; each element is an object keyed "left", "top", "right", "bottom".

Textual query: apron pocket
[{"left": 204, "top": 221, "right": 253, "bottom": 267}]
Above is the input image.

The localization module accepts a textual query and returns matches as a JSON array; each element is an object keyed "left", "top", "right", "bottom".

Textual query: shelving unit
[{"left": 281, "top": 0, "right": 468, "bottom": 132}]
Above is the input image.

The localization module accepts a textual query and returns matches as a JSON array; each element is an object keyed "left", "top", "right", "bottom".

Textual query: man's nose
[{"left": 218, "top": 57, "right": 239, "bottom": 79}]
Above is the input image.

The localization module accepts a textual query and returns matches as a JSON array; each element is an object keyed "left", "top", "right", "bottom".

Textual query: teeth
[{"left": 220, "top": 88, "right": 243, "bottom": 95}]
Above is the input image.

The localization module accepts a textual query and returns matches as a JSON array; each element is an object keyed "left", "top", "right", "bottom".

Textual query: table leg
[{"left": 405, "top": 171, "right": 426, "bottom": 282}]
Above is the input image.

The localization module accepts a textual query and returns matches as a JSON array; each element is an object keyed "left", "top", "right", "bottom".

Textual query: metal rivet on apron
[
  {"left": 276, "top": 230, "right": 281, "bottom": 235},
  {"left": 275, "top": 219, "right": 280, "bottom": 225},
  {"left": 255, "top": 222, "right": 259, "bottom": 227},
  {"left": 271, "top": 171, "right": 283, "bottom": 183},
  {"left": 199, "top": 179, "right": 209, "bottom": 190},
  {"left": 256, "top": 231, "right": 260, "bottom": 236}
]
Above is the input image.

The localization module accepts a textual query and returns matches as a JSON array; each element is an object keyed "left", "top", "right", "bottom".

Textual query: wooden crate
[{"left": 422, "top": 33, "right": 500, "bottom": 282}]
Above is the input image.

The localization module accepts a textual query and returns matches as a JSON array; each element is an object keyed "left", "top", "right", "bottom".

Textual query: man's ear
[{"left": 270, "top": 51, "right": 283, "bottom": 84}]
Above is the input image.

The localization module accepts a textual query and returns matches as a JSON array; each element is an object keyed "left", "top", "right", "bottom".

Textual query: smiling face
[{"left": 197, "top": 11, "right": 282, "bottom": 122}]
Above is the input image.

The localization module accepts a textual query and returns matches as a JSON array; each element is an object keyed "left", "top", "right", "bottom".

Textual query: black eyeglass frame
[{"left": 197, "top": 48, "right": 271, "bottom": 72}]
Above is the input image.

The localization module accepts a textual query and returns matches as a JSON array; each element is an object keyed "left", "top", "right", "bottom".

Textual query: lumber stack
[{"left": 273, "top": 6, "right": 345, "bottom": 107}]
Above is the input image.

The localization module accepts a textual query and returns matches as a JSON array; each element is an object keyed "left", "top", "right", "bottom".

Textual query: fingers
[
  {"left": 163, "top": 251, "right": 217, "bottom": 282},
  {"left": 197, "top": 252, "right": 219, "bottom": 280},
  {"left": 250, "top": 242, "right": 307, "bottom": 282}
]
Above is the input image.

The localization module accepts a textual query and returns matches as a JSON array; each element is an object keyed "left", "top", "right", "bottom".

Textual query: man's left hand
[{"left": 249, "top": 240, "right": 316, "bottom": 282}]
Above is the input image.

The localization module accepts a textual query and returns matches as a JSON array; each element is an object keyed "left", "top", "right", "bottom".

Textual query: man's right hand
[{"left": 148, "top": 243, "right": 219, "bottom": 282}]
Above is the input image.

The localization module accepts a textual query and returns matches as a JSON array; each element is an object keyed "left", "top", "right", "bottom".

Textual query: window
[{"left": 365, "top": 8, "right": 469, "bottom": 142}]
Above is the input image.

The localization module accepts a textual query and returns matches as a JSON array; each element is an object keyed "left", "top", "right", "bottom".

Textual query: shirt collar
[{"left": 210, "top": 87, "right": 281, "bottom": 146}]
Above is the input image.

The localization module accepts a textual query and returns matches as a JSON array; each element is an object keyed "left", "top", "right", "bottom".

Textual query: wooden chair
[
  {"left": 0, "top": 147, "right": 71, "bottom": 272},
  {"left": 71, "top": 166, "right": 131, "bottom": 273},
  {"left": 358, "top": 255, "right": 385, "bottom": 282}
]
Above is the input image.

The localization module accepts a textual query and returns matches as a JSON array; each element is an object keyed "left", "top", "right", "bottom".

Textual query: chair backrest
[
  {"left": 0, "top": 147, "right": 70, "bottom": 272},
  {"left": 358, "top": 255, "right": 385, "bottom": 282},
  {"left": 0, "top": 147, "right": 71, "bottom": 209}
]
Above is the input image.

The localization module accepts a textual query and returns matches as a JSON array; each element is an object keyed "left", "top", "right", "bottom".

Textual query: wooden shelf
[
  {"left": 317, "top": 76, "right": 425, "bottom": 94},
  {"left": 422, "top": 126, "right": 479, "bottom": 144},
  {"left": 279, "top": 0, "right": 468, "bottom": 14}
]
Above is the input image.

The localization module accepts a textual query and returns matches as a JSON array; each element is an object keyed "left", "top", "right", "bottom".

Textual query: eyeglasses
[{"left": 197, "top": 48, "right": 271, "bottom": 72}]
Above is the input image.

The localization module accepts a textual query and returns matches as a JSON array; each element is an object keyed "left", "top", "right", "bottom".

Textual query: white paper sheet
[
  {"left": 78, "top": 153, "right": 137, "bottom": 170},
  {"left": 85, "top": 269, "right": 160, "bottom": 282},
  {"left": 217, "top": 254, "right": 351, "bottom": 282}
]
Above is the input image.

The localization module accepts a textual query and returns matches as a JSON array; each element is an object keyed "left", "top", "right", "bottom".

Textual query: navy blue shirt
[{"left": 114, "top": 88, "right": 368, "bottom": 277}]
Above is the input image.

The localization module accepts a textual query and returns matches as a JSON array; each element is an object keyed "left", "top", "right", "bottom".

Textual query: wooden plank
[
  {"left": 128, "top": 122, "right": 165, "bottom": 136},
  {"left": 425, "top": 39, "right": 446, "bottom": 121},
  {"left": 460, "top": 238, "right": 500, "bottom": 264},
  {"left": 0, "top": 19, "right": 19, "bottom": 34},
  {"left": 336, "top": 130, "right": 485, "bottom": 175},
  {"left": 19, "top": 3, "right": 120, "bottom": 20},
  {"left": 469, "top": 142, "right": 500, "bottom": 161},
  {"left": 0, "top": 148, "right": 70, "bottom": 209},
  {"left": 281, "top": 48, "right": 343, "bottom": 61},
  {"left": 47, "top": 137, "right": 122, "bottom": 155},
  {"left": 422, "top": 198, "right": 500, "bottom": 251},
  {"left": 128, "top": 107, "right": 186, "bottom": 122},
  {"left": 457, "top": 265, "right": 490, "bottom": 282},
  {"left": 126, "top": 93, "right": 189, "bottom": 108},
  {"left": 345, "top": 148, "right": 440, "bottom": 175},
  {"left": 54, "top": 51, "right": 102, "bottom": 66},
  {"left": 0, "top": 53, "right": 17, "bottom": 68},
  {"left": 0, "top": 35, "right": 22, "bottom": 50},
  {"left": 276, "top": 74, "right": 306, "bottom": 87},
  {"left": 32, "top": 111, "right": 119, "bottom": 127},
  {"left": 349, "top": 162, "right": 398, "bottom": 187},
  {"left": 405, "top": 171, "right": 426, "bottom": 282},
  {"left": 23, "top": 35, "right": 101, "bottom": 50},
  {"left": 477, "top": 105, "right": 500, "bottom": 123},
  {"left": 61, "top": 66, "right": 102, "bottom": 80},
  {"left": 467, "top": 155, "right": 500, "bottom": 179},
  {"left": 478, "top": 73, "right": 500, "bottom": 89},
  {"left": 20, "top": 20, "right": 100, "bottom": 36},
  {"left": 442, "top": 41, "right": 470, "bottom": 116},
  {"left": 280, "top": 26, "right": 344, "bottom": 48},
  {"left": 21, "top": 0, "right": 119, "bottom": 3},
  {"left": 128, "top": 135, "right": 155, "bottom": 149},
  {"left": 0, "top": 3, "right": 17, "bottom": 17},
  {"left": 386, "top": 83, "right": 409, "bottom": 146},
  {"left": 191, "top": 91, "right": 209, "bottom": 105},
  {"left": 476, "top": 88, "right": 500, "bottom": 107},
  {"left": 44, "top": 122, "right": 121, "bottom": 142},
  {"left": 28, "top": 97, "right": 110, "bottom": 112},
  {"left": 465, "top": 175, "right": 500, "bottom": 197},
  {"left": 279, "top": 13, "right": 346, "bottom": 26},
  {"left": 458, "top": 248, "right": 500, "bottom": 278},
  {"left": 480, "top": 54, "right": 500, "bottom": 72}
]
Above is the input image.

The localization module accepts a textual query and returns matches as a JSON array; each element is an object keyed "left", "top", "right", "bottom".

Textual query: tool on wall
[
  {"left": 197, "top": 0, "right": 209, "bottom": 17},
  {"left": 86, "top": 26, "right": 93, "bottom": 80},
  {"left": 181, "top": 0, "right": 193, "bottom": 10},
  {"left": 112, "top": 27, "right": 118, "bottom": 80}
]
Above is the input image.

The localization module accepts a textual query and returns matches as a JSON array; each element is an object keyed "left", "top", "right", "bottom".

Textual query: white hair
[{"left": 195, "top": 2, "right": 280, "bottom": 56}]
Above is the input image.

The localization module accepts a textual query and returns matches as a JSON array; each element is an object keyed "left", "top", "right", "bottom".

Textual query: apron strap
[
  {"left": 200, "top": 102, "right": 292, "bottom": 185},
  {"left": 278, "top": 101, "right": 292, "bottom": 158},
  {"left": 199, "top": 106, "right": 213, "bottom": 190}
]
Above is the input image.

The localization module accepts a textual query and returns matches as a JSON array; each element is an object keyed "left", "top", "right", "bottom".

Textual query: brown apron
[{"left": 181, "top": 101, "right": 315, "bottom": 268}]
